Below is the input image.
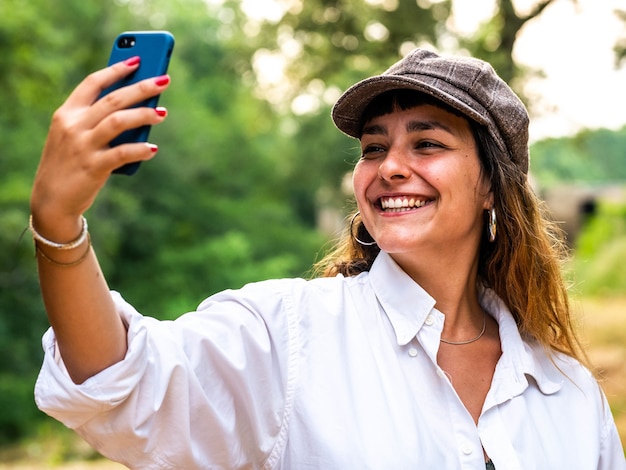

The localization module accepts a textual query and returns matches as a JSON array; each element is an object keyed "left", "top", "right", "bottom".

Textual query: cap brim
[{"left": 331, "top": 75, "right": 491, "bottom": 139}]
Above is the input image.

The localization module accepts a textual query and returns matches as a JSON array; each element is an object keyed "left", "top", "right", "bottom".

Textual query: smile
[{"left": 379, "top": 196, "right": 432, "bottom": 212}]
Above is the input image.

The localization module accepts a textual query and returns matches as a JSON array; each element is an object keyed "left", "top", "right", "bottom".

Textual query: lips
[{"left": 379, "top": 196, "right": 432, "bottom": 212}]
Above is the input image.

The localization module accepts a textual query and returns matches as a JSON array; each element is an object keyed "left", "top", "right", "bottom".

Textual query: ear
[
  {"left": 479, "top": 173, "right": 494, "bottom": 210},
  {"left": 483, "top": 189, "right": 494, "bottom": 211}
]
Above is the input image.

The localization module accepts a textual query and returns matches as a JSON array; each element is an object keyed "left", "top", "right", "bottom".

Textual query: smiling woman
[
  {"left": 354, "top": 100, "right": 490, "bottom": 272},
  {"left": 31, "top": 46, "right": 625, "bottom": 468}
]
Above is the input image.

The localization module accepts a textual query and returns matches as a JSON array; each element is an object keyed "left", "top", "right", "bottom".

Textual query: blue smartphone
[{"left": 100, "top": 31, "right": 175, "bottom": 175}]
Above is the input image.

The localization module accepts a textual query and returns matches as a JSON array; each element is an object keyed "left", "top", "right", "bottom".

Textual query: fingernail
[
  {"left": 155, "top": 107, "right": 167, "bottom": 117},
  {"left": 154, "top": 75, "right": 170, "bottom": 86},
  {"left": 124, "top": 56, "right": 140, "bottom": 66},
  {"left": 147, "top": 143, "right": 158, "bottom": 153}
]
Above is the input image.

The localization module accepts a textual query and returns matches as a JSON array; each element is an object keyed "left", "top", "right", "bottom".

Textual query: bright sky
[{"left": 455, "top": 0, "right": 626, "bottom": 141}]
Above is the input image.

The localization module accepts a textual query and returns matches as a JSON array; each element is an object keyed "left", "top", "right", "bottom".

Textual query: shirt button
[
  {"left": 408, "top": 348, "right": 418, "bottom": 357},
  {"left": 424, "top": 314, "right": 435, "bottom": 326},
  {"left": 461, "top": 445, "right": 473, "bottom": 455}
]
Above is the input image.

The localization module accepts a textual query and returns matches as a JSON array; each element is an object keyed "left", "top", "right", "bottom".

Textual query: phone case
[{"left": 100, "top": 31, "right": 175, "bottom": 175}]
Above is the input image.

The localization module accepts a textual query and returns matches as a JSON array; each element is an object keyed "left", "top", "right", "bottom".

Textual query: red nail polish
[
  {"left": 148, "top": 144, "right": 158, "bottom": 153},
  {"left": 155, "top": 107, "right": 167, "bottom": 117},
  {"left": 124, "top": 56, "right": 140, "bottom": 66},
  {"left": 154, "top": 75, "right": 170, "bottom": 86}
]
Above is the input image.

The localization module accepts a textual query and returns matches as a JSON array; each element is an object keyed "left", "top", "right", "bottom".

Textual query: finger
[
  {"left": 83, "top": 74, "right": 170, "bottom": 131},
  {"left": 90, "top": 106, "right": 168, "bottom": 149},
  {"left": 64, "top": 57, "right": 142, "bottom": 109},
  {"left": 93, "top": 142, "right": 160, "bottom": 174}
]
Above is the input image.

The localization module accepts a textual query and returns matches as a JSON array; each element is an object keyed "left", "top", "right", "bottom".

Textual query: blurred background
[{"left": 1, "top": 0, "right": 625, "bottom": 466}]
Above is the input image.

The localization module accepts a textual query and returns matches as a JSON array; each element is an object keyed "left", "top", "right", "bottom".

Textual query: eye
[
  {"left": 360, "top": 144, "right": 386, "bottom": 159},
  {"left": 415, "top": 140, "right": 444, "bottom": 150}
]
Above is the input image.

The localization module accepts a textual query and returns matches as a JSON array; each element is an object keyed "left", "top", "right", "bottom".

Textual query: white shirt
[{"left": 35, "top": 251, "right": 625, "bottom": 470}]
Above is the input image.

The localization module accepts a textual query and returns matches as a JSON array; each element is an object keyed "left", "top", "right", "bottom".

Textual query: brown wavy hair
[{"left": 314, "top": 90, "right": 589, "bottom": 366}]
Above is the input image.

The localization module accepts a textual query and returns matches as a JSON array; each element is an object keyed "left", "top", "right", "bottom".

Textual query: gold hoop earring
[
  {"left": 350, "top": 212, "right": 377, "bottom": 246},
  {"left": 488, "top": 208, "right": 497, "bottom": 242}
]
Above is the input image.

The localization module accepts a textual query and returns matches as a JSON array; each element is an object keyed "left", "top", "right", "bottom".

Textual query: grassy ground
[
  {"left": 574, "top": 296, "right": 626, "bottom": 444},
  {"left": 1, "top": 296, "right": 624, "bottom": 468}
]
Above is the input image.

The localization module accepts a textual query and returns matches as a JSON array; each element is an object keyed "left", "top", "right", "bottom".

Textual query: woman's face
[{"left": 353, "top": 104, "right": 492, "bottom": 265}]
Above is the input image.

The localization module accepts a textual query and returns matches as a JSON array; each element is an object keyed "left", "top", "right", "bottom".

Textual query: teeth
[{"left": 380, "top": 197, "right": 428, "bottom": 211}]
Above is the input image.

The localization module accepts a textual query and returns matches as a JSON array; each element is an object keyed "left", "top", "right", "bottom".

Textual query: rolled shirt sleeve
[{"left": 35, "top": 284, "right": 297, "bottom": 469}]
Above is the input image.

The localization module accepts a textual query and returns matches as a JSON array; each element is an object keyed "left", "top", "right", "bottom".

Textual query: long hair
[{"left": 314, "top": 90, "right": 589, "bottom": 366}]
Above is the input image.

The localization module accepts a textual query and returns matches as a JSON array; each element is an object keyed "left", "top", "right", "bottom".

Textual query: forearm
[
  {"left": 33, "top": 213, "right": 127, "bottom": 384},
  {"left": 30, "top": 58, "right": 169, "bottom": 383}
]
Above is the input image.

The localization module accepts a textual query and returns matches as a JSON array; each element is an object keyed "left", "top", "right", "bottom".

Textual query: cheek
[
  {"left": 351, "top": 163, "right": 371, "bottom": 199},
  {"left": 459, "top": 159, "right": 486, "bottom": 195}
]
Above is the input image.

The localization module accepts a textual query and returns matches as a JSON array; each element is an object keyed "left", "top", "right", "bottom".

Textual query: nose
[{"left": 377, "top": 147, "right": 411, "bottom": 181}]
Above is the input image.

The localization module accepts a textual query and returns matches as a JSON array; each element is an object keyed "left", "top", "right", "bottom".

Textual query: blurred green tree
[
  {"left": 0, "top": 0, "right": 135, "bottom": 443},
  {"left": 530, "top": 126, "right": 626, "bottom": 186}
]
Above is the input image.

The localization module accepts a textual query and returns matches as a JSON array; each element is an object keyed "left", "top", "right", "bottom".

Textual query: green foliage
[
  {"left": 0, "top": 375, "right": 42, "bottom": 444},
  {"left": 0, "top": 0, "right": 327, "bottom": 445},
  {"left": 531, "top": 126, "right": 626, "bottom": 296},
  {"left": 573, "top": 202, "right": 626, "bottom": 296},
  {"left": 236, "top": 0, "right": 452, "bottom": 104},
  {"left": 530, "top": 126, "right": 626, "bottom": 186}
]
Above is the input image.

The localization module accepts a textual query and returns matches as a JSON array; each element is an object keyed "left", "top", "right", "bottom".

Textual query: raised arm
[{"left": 30, "top": 58, "right": 170, "bottom": 384}]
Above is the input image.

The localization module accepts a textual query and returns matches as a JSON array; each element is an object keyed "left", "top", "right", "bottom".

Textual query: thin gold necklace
[{"left": 440, "top": 312, "right": 487, "bottom": 345}]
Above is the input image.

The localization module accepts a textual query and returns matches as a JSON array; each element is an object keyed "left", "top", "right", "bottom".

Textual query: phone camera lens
[{"left": 118, "top": 36, "right": 136, "bottom": 48}]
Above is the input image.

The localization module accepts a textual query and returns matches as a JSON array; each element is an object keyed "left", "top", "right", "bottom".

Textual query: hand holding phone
[{"left": 100, "top": 31, "right": 175, "bottom": 175}]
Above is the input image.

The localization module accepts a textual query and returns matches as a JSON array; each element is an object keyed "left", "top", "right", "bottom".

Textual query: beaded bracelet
[{"left": 29, "top": 214, "right": 89, "bottom": 250}]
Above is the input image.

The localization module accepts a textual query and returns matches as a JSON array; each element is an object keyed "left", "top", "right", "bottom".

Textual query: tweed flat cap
[{"left": 332, "top": 48, "right": 530, "bottom": 174}]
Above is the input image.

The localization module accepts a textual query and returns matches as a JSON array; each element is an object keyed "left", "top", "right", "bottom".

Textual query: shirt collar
[
  {"left": 369, "top": 252, "right": 436, "bottom": 346},
  {"left": 479, "top": 287, "right": 564, "bottom": 397},
  {"left": 369, "top": 252, "right": 564, "bottom": 395}
]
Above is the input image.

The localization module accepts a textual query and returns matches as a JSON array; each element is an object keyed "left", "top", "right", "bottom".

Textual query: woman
[{"left": 32, "top": 48, "right": 624, "bottom": 468}]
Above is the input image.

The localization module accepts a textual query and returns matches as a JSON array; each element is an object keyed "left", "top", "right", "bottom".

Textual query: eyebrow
[
  {"left": 406, "top": 120, "right": 454, "bottom": 134},
  {"left": 361, "top": 123, "right": 386, "bottom": 136},
  {"left": 361, "top": 119, "right": 455, "bottom": 136}
]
